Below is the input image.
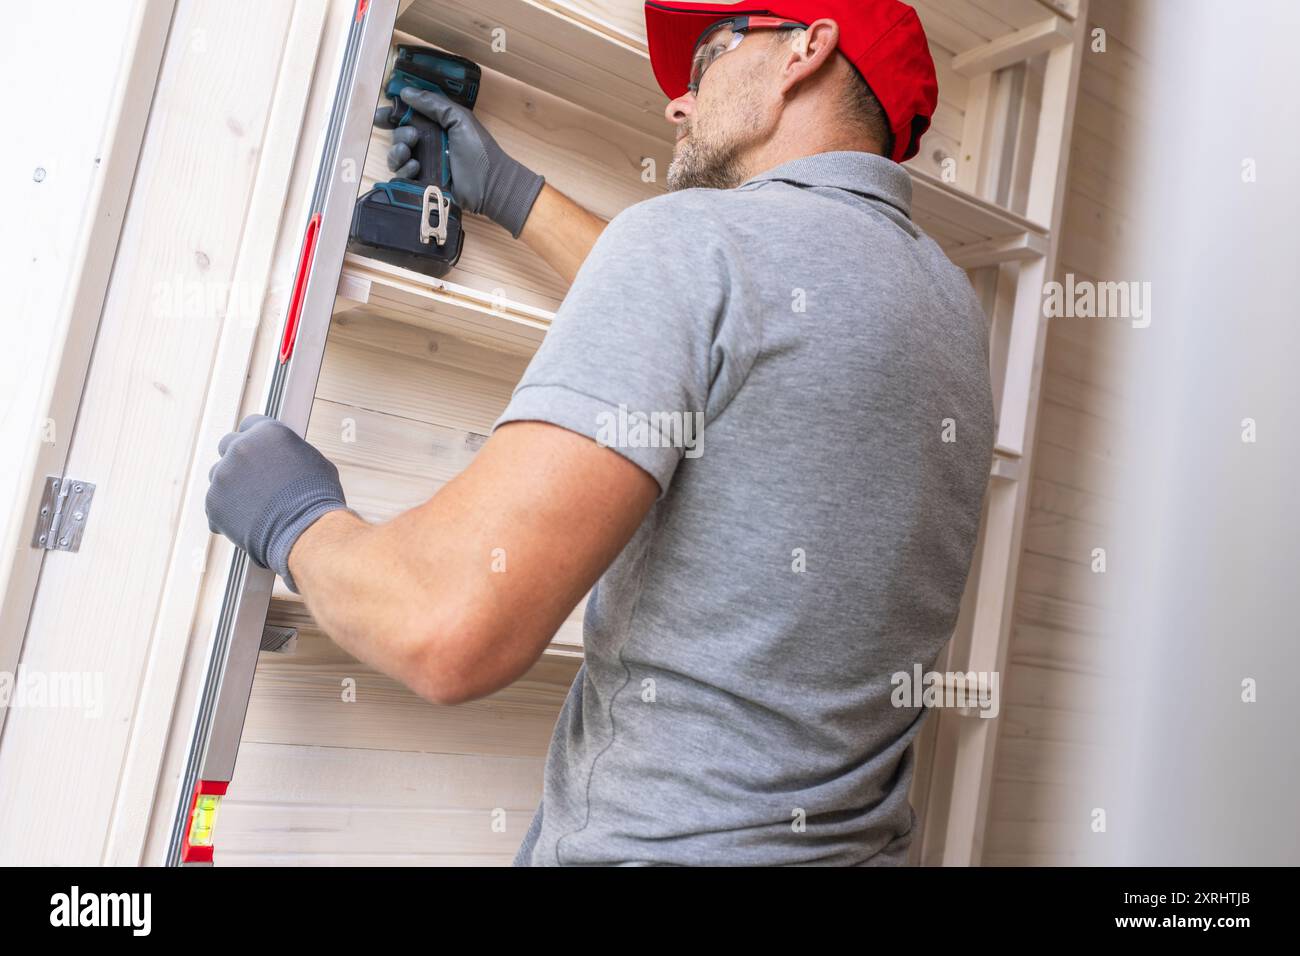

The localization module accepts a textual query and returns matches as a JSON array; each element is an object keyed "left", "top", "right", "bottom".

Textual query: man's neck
[
  {"left": 741, "top": 142, "right": 881, "bottom": 184},
  {"left": 739, "top": 124, "right": 881, "bottom": 185}
]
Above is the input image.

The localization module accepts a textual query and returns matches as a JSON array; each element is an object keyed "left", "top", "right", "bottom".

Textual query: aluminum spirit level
[{"left": 167, "top": 0, "right": 400, "bottom": 867}]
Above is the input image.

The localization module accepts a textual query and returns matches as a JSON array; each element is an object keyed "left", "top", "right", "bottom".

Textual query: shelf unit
[{"left": 904, "top": 0, "right": 1092, "bottom": 866}]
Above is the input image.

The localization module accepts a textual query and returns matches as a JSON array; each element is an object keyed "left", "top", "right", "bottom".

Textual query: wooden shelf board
[
  {"left": 952, "top": 15, "right": 1073, "bottom": 78},
  {"left": 911, "top": 168, "right": 1049, "bottom": 242},
  {"left": 339, "top": 253, "right": 554, "bottom": 357},
  {"left": 948, "top": 231, "right": 1048, "bottom": 270},
  {"left": 928, "top": 0, "right": 1077, "bottom": 46}
]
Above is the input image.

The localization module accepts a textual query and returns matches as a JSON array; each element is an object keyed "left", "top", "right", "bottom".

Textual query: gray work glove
[
  {"left": 377, "top": 86, "right": 545, "bottom": 238},
  {"left": 205, "top": 414, "right": 350, "bottom": 594}
]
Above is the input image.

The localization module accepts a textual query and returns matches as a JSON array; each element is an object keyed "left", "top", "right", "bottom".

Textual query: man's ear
[{"left": 779, "top": 19, "right": 841, "bottom": 96}]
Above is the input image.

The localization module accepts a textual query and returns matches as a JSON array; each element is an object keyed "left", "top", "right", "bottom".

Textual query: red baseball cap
[{"left": 644, "top": 0, "right": 938, "bottom": 163}]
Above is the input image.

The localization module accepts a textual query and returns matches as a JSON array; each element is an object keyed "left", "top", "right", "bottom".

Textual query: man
[{"left": 206, "top": 0, "right": 994, "bottom": 866}]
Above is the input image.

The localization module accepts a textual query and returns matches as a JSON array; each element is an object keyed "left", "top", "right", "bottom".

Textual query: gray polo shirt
[{"left": 493, "top": 150, "right": 994, "bottom": 866}]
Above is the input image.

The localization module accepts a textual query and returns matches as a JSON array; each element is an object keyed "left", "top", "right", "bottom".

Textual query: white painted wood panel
[
  {"left": 0, "top": 0, "right": 172, "bottom": 726},
  {"left": 0, "top": 0, "right": 335, "bottom": 866}
]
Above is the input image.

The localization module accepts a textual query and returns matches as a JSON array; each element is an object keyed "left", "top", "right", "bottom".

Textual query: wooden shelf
[
  {"left": 398, "top": 0, "right": 1077, "bottom": 149},
  {"left": 913, "top": 0, "right": 1076, "bottom": 54},
  {"left": 341, "top": 194, "right": 1047, "bottom": 353},
  {"left": 337, "top": 170, "right": 1050, "bottom": 354},
  {"left": 399, "top": 0, "right": 667, "bottom": 141},
  {"left": 911, "top": 168, "right": 1048, "bottom": 261},
  {"left": 951, "top": 15, "right": 1073, "bottom": 78},
  {"left": 398, "top": 0, "right": 1064, "bottom": 254},
  {"left": 337, "top": 253, "right": 554, "bottom": 356}
]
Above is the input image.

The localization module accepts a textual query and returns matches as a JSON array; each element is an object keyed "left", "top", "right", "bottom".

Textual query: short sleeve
[{"left": 492, "top": 195, "right": 744, "bottom": 498}]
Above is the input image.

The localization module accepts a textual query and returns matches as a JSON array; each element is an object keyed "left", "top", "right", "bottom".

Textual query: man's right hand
[{"left": 377, "top": 86, "right": 545, "bottom": 239}]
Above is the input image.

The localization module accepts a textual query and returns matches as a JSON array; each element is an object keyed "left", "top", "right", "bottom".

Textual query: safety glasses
[{"left": 687, "top": 15, "right": 807, "bottom": 94}]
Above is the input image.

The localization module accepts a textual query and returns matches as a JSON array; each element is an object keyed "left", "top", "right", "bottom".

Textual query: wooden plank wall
[
  {"left": 222, "top": 646, "right": 578, "bottom": 864},
  {"left": 980, "top": 0, "right": 1150, "bottom": 865}
]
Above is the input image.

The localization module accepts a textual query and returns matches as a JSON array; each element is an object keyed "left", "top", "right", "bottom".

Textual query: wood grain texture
[
  {"left": 981, "top": 0, "right": 1143, "bottom": 866},
  {"left": 0, "top": 0, "right": 307, "bottom": 866},
  {"left": 339, "top": 255, "right": 553, "bottom": 356},
  {"left": 0, "top": 0, "right": 173, "bottom": 733},
  {"left": 952, "top": 17, "right": 1073, "bottom": 78},
  {"left": 217, "top": 742, "right": 548, "bottom": 863},
  {"left": 112, "top": 0, "right": 334, "bottom": 865},
  {"left": 240, "top": 630, "right": 579, "bottom": 758},
  {"left": 399, "top": 0, "right": 667, "bottom": 140}
]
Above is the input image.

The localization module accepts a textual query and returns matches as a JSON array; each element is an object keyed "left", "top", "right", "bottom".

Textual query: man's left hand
[{"left": 205, "top": 414, "right": 349, "bottom": 593}]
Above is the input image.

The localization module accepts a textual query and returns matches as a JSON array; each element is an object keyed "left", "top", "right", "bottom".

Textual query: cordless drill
[{"left": 348, "top": 45, "right": 482, "bottom": 277}]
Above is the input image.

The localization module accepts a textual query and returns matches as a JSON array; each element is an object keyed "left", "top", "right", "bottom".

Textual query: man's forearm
[
  {"left": 284, "top": 509, "right": 448, "bottom": 697},
  {"left": 280, "top": 424, "right": 622, "bottom": 708},
  {"left": 520, "top": 183, "right": 608, "bottom": 284}
]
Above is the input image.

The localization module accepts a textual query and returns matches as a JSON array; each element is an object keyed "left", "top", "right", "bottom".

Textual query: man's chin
[
  {"left": 666, "top": 138, "right": 747, "bottom": 191},
  {"left": 668, "top": 164, "right": 738, "bottom": 192},
  {"left": 667, "top": 153, "right": 712, "bottom": 192},
  {"left": 668, "top": 136, "right": 709, "bottom": 189},
  {"left": 666, "top": 160, "right": 694, "bottom": 192}
]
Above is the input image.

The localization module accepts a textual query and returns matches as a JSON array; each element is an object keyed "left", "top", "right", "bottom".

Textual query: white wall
[
  {"left": 988, "top": 0, "right": 1300, "bottom": 866},
  {"left": 1094, "top": 0, "right": 1300, "bottom": 865}
]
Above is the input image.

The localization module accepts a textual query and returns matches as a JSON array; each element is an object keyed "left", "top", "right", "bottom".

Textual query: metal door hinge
[{"left": 31, "top": 476, "right": 96, "bottom": 552}]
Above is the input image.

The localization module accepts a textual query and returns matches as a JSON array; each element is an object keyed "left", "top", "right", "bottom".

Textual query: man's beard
[{"left": 666, "top": 124, "right": 751, "bottom": 191}]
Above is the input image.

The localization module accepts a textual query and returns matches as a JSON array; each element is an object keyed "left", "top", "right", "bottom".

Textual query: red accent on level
[
  {"left": 179, "top": 778, "right": 229, "bottom": 864},
  {"left": 356, "top": 0, "right": 369, "bottom": 22},
  {"left": 279, "top": 213, "right": 322, "bottom": 365},
  {"left": 183, "top": 845, "right": 214, "bottom": 864}
]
